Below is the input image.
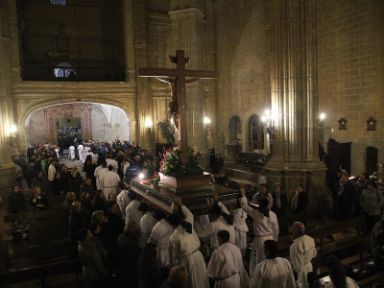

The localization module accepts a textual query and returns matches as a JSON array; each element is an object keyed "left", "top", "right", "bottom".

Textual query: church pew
[
  {"left": 4, "top": 209, "right": 58, "bottom": 224},
  {"left": 0, "top": 259, "right": 81, "bottom": 287},
  {"left": 27, "top": 240, "right": 72, "bottom": 265}
]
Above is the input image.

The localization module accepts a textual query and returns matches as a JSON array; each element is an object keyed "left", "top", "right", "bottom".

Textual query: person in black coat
[
  {"left": 8, "top": 184, "right": 26, "bottom": 214},
  {"left": 289, "top": 184, "right": 308, "bottom": 214},
  {"left": 30, "top": 186, "right": 48, "bottom": 210},
  {"left": 332, "top": 170, "right": 357, "bottom": 220},
  {"left": 67, "top": 201, "right": 85, "bottom": 256},
  {"left": 271, "top": 183, "right": 288, "bottom": 217},
  {"left": 138, "top": 242, "right": 163, "bottom": 288},
  {"left": 116, "top": 221, "right": 141, "bottom": 288}
]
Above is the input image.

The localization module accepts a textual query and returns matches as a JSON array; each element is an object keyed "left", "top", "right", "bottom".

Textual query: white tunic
[
  {"left": 116, "top": 189, "right": 131, "bottom": 219},
  {"left": 77, "top": 145, "right": 84, "bottom": 162},
  {"left": 207, "top": 242, "right": 249, "bottom": 288},
  {"left": 324, "top": 277, "right": 359, "bottom": 288},
  {"left": 124, "top": 199, "right": 142, "bottom": 227},
  {"left": 289, "top": 234, "right": 317, "bottom": 288},
  {"left": 250, "top": 257, "right": 295, "bottom": 288},
  {"left": 69, "top": 146, "right": 76, "bottom": 160},
  {"left": 149, "top": 219, "right": 173, "bottom": 268},
  {"left": 139, "top": 211, "right": 158, "bottom": 248},
  {"left": 169, "top": 205, "right": 209, "bottom": 288},
  {"left": 106, "top": 158, "right": 119, "bottom": 171},
  {"left": 196, "top": 201, "right": 236, "bottom": 250},
  {"left": 240, "top": 196, "right": 279, "bottom": 273},
  {"left": 94, "top": 165, "right": 108, "bottom": 191},
  {"left": 99, "top": 170, "right": 120, "bottom": 199},
  {"left": 232, "top": 208, "right": 248, "bottom": 255},
  {"left": 196, "top": 216, "right": 236, "bottom": 250}
]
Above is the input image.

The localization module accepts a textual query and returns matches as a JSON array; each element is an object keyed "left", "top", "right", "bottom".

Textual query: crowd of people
[{"left": 5, "top": 141, "right": 384, "bottom": 288}]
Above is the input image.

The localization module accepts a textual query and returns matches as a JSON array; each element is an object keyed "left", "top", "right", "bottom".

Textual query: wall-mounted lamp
[
  {"left": 261, "top": 109, "right": 275, "bottom": 136},
  {"left": 5, "top": 124, "right": 18, "bottom": 146},
  {"left": 203, "top": 116, "right": 212, "bottom": 125},
  {"left": 144, "top": 118, "right": 153, "bottom": 129},
  {"left": 319, "top": 113, "right": 326, "bottom": 121}
]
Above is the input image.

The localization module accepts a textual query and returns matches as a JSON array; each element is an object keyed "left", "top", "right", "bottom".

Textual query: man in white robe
[
  {"left": 94, "top": 161, "right": 108, "bottom": 191},
  {"left": 139, "top": 205, "right": 158, "bottom": 248},
  {"left": 240, "top": 185, "right": 279, "bottom": 273},
  {"left": 289, "top": 222, "right": 317, "bottom": 288},
  {"left": 116, "top": 184, "right": 131, "bottom": 219},
  {"left": 250, "top": 240, "right": 295, "bottom": 288},
  {"left": 149, "top": 213, "right": 173, "bottom": 269},
  {"left": 124, "top": 195, "right": 142, "bottom": 227},
  {"left": 77, "top": 144, "right": 84, "bottom": 162},
  {"left": 106, "top": 157, "right": 119, "bottom": 171},
  {"left": 207, "top": 230, "right": 249, "bottom": 288},
  {"left": 99, "top": 165, "right": 120, "bottom": 200},
  {"left": 169, "top": 198, "right": 209, "bottom": 288},
  {"left": 69, "top": 145, "right": 76, "bottom": 160},
  {"left": 195, "top": 201, "right": 236, "bottom": 250}
]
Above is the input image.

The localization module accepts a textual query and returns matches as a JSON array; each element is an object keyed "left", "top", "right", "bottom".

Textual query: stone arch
[
  {"left": 19, "top": 98, "right": 135, "bottom": 149},
  {"left": 248, "top": 114, "right": 264, "bottom": 152},
  {"left": 228, "top": 115, "right": 241, "bottom": 143}
]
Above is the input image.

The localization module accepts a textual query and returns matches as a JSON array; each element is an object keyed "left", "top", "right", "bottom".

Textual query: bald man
[{"left": 289, "top": 222, "right": 317, "bottom": 288}]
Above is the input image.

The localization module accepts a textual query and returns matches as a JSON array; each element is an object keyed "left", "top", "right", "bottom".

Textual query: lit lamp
[
  {"left": 144, "top": 118, "right": 153, "bottom": 130},
  {"left": 6, "top": 124, "right": 18, "bottom": 146},
  {"left": 203, "top": 116, "right": 212, "bottom": 125},
  {"left": 261, "top": 109, "right": 275, "bottom": 136},
  {"left": 318, "top": 112, "right": 326, "bottom": 145}
]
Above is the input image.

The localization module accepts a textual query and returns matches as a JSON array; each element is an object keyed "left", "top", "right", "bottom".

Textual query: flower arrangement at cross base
[{"left": 160, "top": 147, "right": 203, "bottom": 177}]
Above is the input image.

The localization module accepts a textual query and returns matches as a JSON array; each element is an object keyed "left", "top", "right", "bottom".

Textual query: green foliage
[
  {"left": 158, "top": 119, "right": 176, "bottom": 144},
  {"left": 160, "top": 147, "right": 204, "bottom": 176}
]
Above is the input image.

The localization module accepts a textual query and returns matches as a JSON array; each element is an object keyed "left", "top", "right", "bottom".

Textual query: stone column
[
  {"left": 0, "top": 1, "right": 17, "bottom": 198},
  {"left": 132, "top": 0, "right": 154, "bottom": 150},
  {"left": 264, "top": 0, "right": 330, "bottom": 208},
  {"left": 168, "top": 3, "right": 207, "bottom": 153}
]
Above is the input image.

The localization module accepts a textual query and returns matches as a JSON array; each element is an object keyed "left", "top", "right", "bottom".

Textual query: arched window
[
  {"left": 228, "top": 115, "right": 241, "bottom": 143},
  {"left": 248, "top": 115, "right": 264, "bottom": 151}
]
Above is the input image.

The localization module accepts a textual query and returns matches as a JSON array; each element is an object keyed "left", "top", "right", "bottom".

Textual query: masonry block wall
[
  {"left": 215, "top": 0, "right": 271, "bottom": 154},
  {"left": 317, "top": 0, "right": 384, "bottom": 174}
]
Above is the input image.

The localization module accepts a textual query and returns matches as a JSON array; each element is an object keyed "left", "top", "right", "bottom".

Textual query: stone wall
[
  {"left": 317, "top": 0, "right": 384, "bottom": 174},
  {"left": 215, "top": 0, "right": 271, "bottom": 154}
]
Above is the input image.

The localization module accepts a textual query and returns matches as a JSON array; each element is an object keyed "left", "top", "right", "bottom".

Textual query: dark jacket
[
  {"left": 333, "top": 181, "right": 356, "bottom": 219},
  {"left": 30, "top": 194, "right": 48, "bottom": 210},
  {"left": 78, "top": 236, "right": 109, "bottom": 284},
  {"left": 271, "top": 192, "right": 288, "bottom": 217},
  {"left": 8, "top": 192, "right": 26, "bottom": 214},
  {"left": 116, "top": 231, "right": 141, "bottom": 287},
  {"left": 289, "top": 191, "right": 308, "bottom": 214}
]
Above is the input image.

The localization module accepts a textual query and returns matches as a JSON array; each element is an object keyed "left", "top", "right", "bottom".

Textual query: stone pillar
[
  {"left": 264, "top": 0, "right": 330, "bottom": 209},
  {"left": 132, "top": 0, "right": 154, "bottom": 150},
  {"left": 168, "top": 4, "right": 207, "bottom": 153},
  {"left": 0, "top": 1, "right": 17, "bottom": 199}
]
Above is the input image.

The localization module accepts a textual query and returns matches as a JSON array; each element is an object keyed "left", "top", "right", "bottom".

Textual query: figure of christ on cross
[{"left": 138, "top": 50, "right": 218, "bottom": 163}]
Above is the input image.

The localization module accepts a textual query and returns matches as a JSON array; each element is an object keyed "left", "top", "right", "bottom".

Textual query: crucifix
[{"left": 138, "top": 50, "right": 218, "bottom": 163}]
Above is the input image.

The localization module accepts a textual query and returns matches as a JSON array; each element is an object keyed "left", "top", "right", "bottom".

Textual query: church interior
[{"left": 1, "top": 0, "right": 384, "bottom": 287}]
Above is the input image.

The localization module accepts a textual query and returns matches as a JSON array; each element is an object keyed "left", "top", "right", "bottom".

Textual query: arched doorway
[
  {"left": 24, "top": 103, "right": 131, "bottom": 150},
  {"left": 228, "top": 115, "right": 241, "bottom": 143},
  {"left": 248, "top": 114, "right": 264, "bottom": 151}
]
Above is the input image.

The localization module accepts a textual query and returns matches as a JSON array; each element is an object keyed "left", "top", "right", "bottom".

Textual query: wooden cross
[{"left": 138, "top": 50, "right": 218, "bottom": 162}]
